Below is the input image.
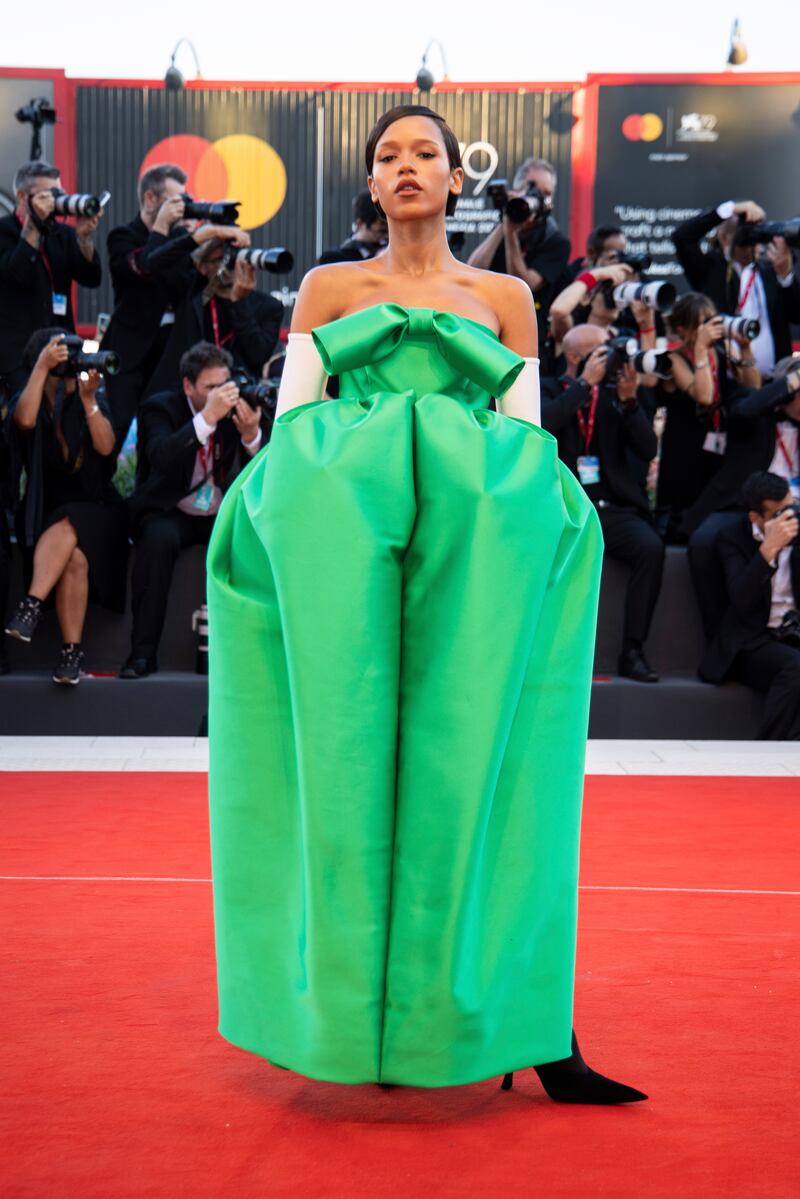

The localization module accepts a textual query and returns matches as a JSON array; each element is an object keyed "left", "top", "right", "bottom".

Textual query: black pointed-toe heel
[{"left": 500, "top": 1031, "right": 647, "bottom": 1105}]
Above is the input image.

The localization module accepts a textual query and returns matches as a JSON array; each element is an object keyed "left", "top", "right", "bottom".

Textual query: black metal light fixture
[
  {"left": 726, "top": 18, "right": 748, "bottom": 67},
  {"left": 165, "top": 38, "right": 204, "bottom": 91},
  {"left": 416, "top": 40, "right": 450, "bottom": 93}
]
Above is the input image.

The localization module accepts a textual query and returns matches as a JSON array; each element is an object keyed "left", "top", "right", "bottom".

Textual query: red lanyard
[
  {"left": 16, "top": 211, "right": 55, "bottom": 288},
  {"left": 198, "top": 436, "right": 214, "bottom": 478},
  {"left": 209, "top": 298, "right": 234, "bottom": 348},
  {"left": 575, "top": 385, "right": 599, "bottom": 452},
  {"left": 736, "top": 266, "right": 757, "bottom": 314},
  {"left": 775, "top": 426, "right": 796, "bottom": 473}
]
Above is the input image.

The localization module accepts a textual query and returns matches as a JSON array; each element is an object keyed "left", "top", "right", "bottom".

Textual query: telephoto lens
[
  {"left": 182, "top": 195, "right": 241, "bottom": 224},
  {"left": 629, "top": 347, "right": 673, "bottom": 379},
  {"left": 720, "top": 315, "right": 761, "bottom": 341},
  {"left": 613, "top": 280, "right": 676, "bottom": 313},
  {"left": 231, "top": 369, "right": 278, "bottom": 413},
  {"left": 50, "top": 189, "right": 110, "bottom": 218},
  {"left": 235, "top": 247, "right": 294, "bottom": 273},
  {"left": 73, "top": 350, "right": 120, "bottom": 376}
]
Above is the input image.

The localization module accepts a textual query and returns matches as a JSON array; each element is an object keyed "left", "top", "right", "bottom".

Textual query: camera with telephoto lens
[
  {"left": 52, "top": 334, "right": 120, "bottom": 377},
  {"left": 613, "top": 250, "right": 652, "bottom": 273},
  {"left": 734, "top": 218, "right": 800, "bottom": 249},
  {"left": 487, "top": 178, "right": 552, "bottom": 225},
  {"left": 181, "top": 194, "right": 241, "bottom": 224},
  {"left": 603, "top": 335, "right": 673, "bottom": 382},
  {"left": 719, "top": 314, "right": 761, "bottom": 341},
  {"left": 219, "top": 245, "right": 294, "bottom": 275},
  {"left": 230, "top": 369, "right": 278, "bottom": 415},
  {"left": 15, "top": 96, "right": 57, "bottom": 125},
  {"left": 600, "top": 279, "right": 676, "bottom": 313},
  {"left": 49, "top": 187, "right": 111, "bottom": 218}
]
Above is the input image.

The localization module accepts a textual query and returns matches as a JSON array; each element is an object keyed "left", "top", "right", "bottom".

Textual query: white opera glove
[
  {"left": 497, "top": 357, "right": 540, "bottom": 426},
  {"left": 274, "top": 333, "right": 328, "bottom": 419}
]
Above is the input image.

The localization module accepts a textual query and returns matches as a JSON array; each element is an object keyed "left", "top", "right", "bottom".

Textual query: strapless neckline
[{"left": 330, "top": 303, "right": 501, "bottom": 343}]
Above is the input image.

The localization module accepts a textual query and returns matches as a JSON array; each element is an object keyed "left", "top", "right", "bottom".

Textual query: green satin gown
[{"left": 207, "top": 302, "right": 603, "bottom": 1087}]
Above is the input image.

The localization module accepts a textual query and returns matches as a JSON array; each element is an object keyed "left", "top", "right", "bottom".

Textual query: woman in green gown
[{"left": 207, "top": 105, "right": 646, "bottom": 1103}]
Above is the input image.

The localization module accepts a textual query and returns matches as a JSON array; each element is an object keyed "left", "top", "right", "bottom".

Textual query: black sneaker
[
  {"left": 118, "top": 656, "right": 157, "bottom": 679},
  {"left": 5, "top": 596, "right": 43, "bottom": 642},
  {"left": 53, "top": 644, "right": 84, "bottom": 686}
]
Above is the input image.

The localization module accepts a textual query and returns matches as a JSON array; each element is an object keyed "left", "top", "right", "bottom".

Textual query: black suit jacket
[
  {"left": 671, "top": 207, "right": 799, "bottom": 363},
  {"left": 680, "top": 377, "right": 796, "bottom": 534},
  {"left": 699, "top": 513, "right": 800, "bottom": 683},
  {"left": 102, "top": 218, "right": 194, "bottom": 372},
  {"left": 129, "top": 388, "right": 268, "bottom": 530},
  {"left": 145, "top": 279, "right": 284, "bottom": 399},
  {"left": 541, "top": 376, "right": 658, "bottom": 513},
  {"left": 0, "top": 213, "right": 102, "bottom": 380}
]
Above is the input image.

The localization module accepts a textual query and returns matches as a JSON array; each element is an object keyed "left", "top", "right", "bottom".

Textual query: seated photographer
[
  {"left": 657, "top": 292, "right": 762, "bottom": 545},
  {"left": 144, "top": 233, "right": 284, "bottom": 399},
  {"left": 467, "top": 157, "right": 570, "bottom": 339},
  {"left": 102, "top": 163, "right": 194, "bottom": 444},
  {"left": 317, "top": 190, "right": 388, "bottom": 263},
  {"left": 671, "top": 199, "right": 798, "bottom": 378},
  {"left": 0, "top": 160, "right": 103, "bottom": 394},
  {"left": 121, "top": 341, "right": 269, "bottom": 679},
  {"left": 541, "top": 324, "right": 664, "bottom": 683},
  {"left": 699, "top": 472, "right": 800, "bottom": 740},
  {"left": 4, "top": 330, "right": 128, "bottom": 684}
]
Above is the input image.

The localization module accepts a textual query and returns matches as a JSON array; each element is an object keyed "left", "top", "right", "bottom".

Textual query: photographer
[
  {"left": 318, "top": 190, "right": 388, "bottom": 263},
  {"left": 657, "top": 292, "right": 762, "bottom": 545},
  {"left": 3, "top": 330, "right": 128, "bottom": 684},
  {"left": 102, "top": 163, "right": 193, "bottom": 444},
  {"left": 0, "top": 161, "right": 103, "bottom": 394},
  {"left": 671, "top": 199, "right": 799, "bottom": 377},
  {"left": 700, "top": 472, "right": 800, "bottom": 740},
  {"left": 144, "top": 231, "right": 284, "bottom": 399},
  {"left": 467, "top": 158, "right": 570, "bottom": 338},
  {"left": 542, "top": 324, "right": 663, "bottom": 683},
  {"left": 121, "top": 341, "right": 269, "bottom": 679},
  {"left": 546, "top": 263, "right": 658, "bottom": 381}
]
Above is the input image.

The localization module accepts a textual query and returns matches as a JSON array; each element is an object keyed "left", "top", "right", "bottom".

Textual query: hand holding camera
[
  {"left": 201, "top": 380, "right": 240, "bottom": 427},
  {"left": 78, "top": 368, "right": 102, "bottom": 408},
  {"left": 579, "top": 345, "right": 608, "bottom": 388},
  {"left": 733, "top": 200, "right": 766, "bottom": 225},
  {"left": 231, "top": 396, "right": 261, "bottom": 444},
  {"left": 696, "top": 316, "right": 725, "bottom": 351},
  {"left": 766, "top": 235, "right": 793, "bottom": 280},
  {"left": 152, "top": 194, "right": 186, "bottom": 236},
  {"left": 193, "top": 224, "right": 251, "bottom": 248},
  {"left": 762, "top": 506, "right": 799, "bottom": 559},
  {"left": 594, "top": 263, "right": 634, "bottom": 287}
]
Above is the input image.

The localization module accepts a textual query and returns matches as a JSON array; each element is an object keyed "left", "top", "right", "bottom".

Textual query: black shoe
[
  {"left": 618, "top": 647, "right": 659, "bottom": 683},
  {"left": 501, "top": 1032, "right": 647, "bottom": 1105},
  {"left": 53, "top": 644, "right": 84, "bottom": 686},
  {"left": 119, "top": 656, "right": 157, "bottom": 679},
  {"left": 5, "top": 596, "right": 43, "bottom": 643}
]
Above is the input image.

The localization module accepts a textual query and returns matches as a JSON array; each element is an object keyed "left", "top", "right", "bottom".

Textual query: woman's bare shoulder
[
  {"left": 470, "top": 269, "right": 538, "bottom": 355},
  {"left": 291, "top": 263, "right": 367, "bottom": 333}
]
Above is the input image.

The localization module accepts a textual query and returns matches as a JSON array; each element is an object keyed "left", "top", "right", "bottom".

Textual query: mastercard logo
[
  {"left": 621, "top": 113, "right": 664, "bottom": 142},
  {"left": 139, "top": 134, "right": 287, "bottom": 230}
]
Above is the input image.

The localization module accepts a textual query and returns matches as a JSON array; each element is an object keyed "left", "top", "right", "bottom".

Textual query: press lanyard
[
  {"left": 15, "top": 211, "right": 55, "bottom": 288},
  {"left": 775, "top": 426, "right": 796, "bottom": 473},
  {"left": 198, "top": 436, "right": 214, "bottom": 480},
  {"left": 735, "top": 266, "right": 757, "bottom": 314},
  {"left": 575, "top": 385, "right": 599, "bottom": 452},
  {"left": 209, "top": 298, "right": 234, "bottom": 349}
]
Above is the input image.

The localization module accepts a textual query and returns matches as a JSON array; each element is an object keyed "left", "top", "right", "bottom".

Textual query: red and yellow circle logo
[
  {"left": 139, "top": 134, "right": 287, "bottom": 230},
  {"left": 621, "top": 113, "right": 664, "bottom": 142}
]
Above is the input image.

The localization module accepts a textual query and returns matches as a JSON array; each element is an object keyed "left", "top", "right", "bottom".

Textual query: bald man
[{"left": 541, "top": 325, "right": 664, "bottom": 683}]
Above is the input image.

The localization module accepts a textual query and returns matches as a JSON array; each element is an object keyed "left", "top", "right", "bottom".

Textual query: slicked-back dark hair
[
  {"left": 741, "top": 471, "right": 792, "bottom": 514},
  {"left": 365, "top": 105, "right": 462, "bottom": 218},
  {"left": 138, "top": 163, "right": 188, "bottom": 206},
  {"left": 179, "top": 341, "right": 233, "bottom": 384},
  {"left": 587, "top": 224, "right": 624, "bottom": 260}
]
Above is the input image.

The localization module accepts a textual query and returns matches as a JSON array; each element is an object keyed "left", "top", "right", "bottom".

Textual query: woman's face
[
  {"left": 677, "top": 304, "right": 716, "bottom": 343},
  {"left": 368, "top": 115, "right": 463, "bottom": 224}
]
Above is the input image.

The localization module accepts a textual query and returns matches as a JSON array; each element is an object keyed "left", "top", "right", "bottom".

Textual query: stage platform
[{"left": 1, "top": 545, "right": 765, "bottom": 738}]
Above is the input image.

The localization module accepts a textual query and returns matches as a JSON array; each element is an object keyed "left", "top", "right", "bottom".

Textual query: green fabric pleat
[{"left": 207, "top": 304, "right": 602, "bottom": 1087}]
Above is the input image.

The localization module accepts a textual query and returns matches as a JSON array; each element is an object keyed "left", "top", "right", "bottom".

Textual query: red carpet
[{"left": 2, "top": 773, "right": 798, "bottom": 1198}]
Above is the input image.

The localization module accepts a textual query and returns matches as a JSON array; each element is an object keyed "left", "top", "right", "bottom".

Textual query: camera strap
[
  {"left": 208, "top": 298, "right": 234, "bottom": 349},
  {"left": 774, "top": 426, "right": 797, "bottom": 474},
  {"left": 575, "top": 386, "right": 599, "bottom": 452},
  {"left": 735, "top": 265, "right": 757, "bottom": 314}
]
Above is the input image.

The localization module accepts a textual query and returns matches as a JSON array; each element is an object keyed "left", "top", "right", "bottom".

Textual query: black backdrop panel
[
  {"left": 75, "top": 86, "right": 574, "bottom": 326},
  {"left": 593, "top": 82, "right": 800, "bottom": 282}
]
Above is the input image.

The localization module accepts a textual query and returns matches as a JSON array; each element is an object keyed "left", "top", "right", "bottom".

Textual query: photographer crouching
[
  {"left": 700, "top": 472, "right": 800, "bottom": 739},
  {"left": 0, "top": 161, "right": 104, "bottom": 394},
  {"left": 120, "top": 341, "right": 271, "bottom": 679},
  {"left": 4, "top": 330, "right": 128, "bottom": 684},
  {"left": 542, "top": 324, "right": 664, "bottom": 682},
  {"left": 467, "top": 158, "right": 570, "bottom": 340}
]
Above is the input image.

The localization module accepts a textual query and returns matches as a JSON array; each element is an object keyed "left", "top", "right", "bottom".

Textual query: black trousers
[
  {"left": 597, "top": 506, "right": 665, "bottom": 646},
  {"left": 687, "top": 511, "right": 742, "bottom": 641},
  {"left": 129, "top": 509, "right": 214, "bottom": 661},
  {"left": 731, "top": 637, "right": 800, "bottom": 740}
]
